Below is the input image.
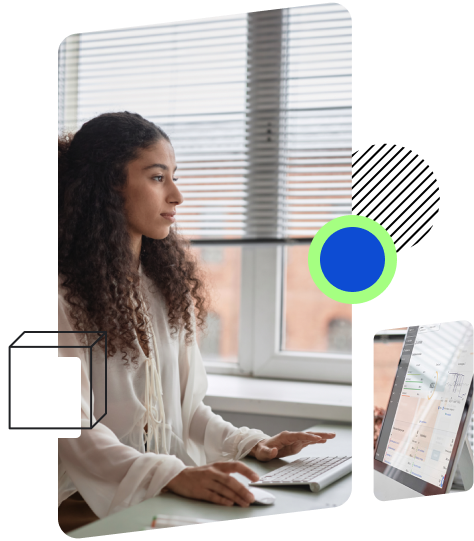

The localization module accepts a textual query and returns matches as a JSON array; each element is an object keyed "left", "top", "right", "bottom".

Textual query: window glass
[
  {"left": 191, "top": 246, "right": 241, "bottom": 363},
  {"left": 282, "top": 245, "right": 352, "bottom": 353}
]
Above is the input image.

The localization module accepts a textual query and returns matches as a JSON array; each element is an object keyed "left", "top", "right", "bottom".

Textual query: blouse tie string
[
  {"left": 132, "top": 278, "right": 169, "bottom": 455},
  {"left": 143, "top": 319, "right": 168, "bottom": 455}
]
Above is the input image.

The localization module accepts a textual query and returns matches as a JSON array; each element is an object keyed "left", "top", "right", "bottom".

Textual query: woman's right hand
[{"left": 164, "top": 461, "right": 259, "bottom": 507}]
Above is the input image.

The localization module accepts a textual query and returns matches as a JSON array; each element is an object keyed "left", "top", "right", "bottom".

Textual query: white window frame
[{"left": 204, "top": 244, "right": 352, "bottom": 384}]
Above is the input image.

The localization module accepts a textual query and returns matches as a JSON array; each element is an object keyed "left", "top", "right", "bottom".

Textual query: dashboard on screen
[{"left": 375, "top": 321, "right": 473, "bottom": 494}]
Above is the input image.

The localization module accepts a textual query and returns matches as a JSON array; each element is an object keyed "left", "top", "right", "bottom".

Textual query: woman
[{"left": 58, "top": 111, "right": 334, "bottom": 531}]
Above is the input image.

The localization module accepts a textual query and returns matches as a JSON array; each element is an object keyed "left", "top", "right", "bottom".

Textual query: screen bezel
[{"left": 374, "top": 327, "right": 473, "bottom": 496}]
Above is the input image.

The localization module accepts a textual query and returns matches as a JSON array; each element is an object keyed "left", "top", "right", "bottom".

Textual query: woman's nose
[{"left": 168, "top": 181, "right": 184, "bottom": 206}]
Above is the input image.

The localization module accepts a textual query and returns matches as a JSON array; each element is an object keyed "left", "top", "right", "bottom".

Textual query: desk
[{"left": 69, "top": 423, "right": 351, "bottom": 538}]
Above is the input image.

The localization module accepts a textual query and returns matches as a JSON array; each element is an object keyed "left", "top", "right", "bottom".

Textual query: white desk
[{"left": 69, "top": 423, "right": 351, "bottom": 538}]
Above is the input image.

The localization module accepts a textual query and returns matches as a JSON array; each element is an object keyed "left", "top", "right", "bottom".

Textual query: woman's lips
[{"left": 160, "top": 213, "right": 176, "bottom": 223}]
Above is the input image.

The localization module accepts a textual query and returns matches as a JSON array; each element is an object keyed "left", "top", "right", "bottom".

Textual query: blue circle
[{"left": 320, "top": 227, "right": 385, "bottom": 292}]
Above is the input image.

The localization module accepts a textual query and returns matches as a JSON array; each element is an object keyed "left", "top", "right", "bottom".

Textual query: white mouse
[
  {"left": 248, "top": 486, "right": 276, "bottom": 505},
  {"left": 230, "top": 473, "right": 276, "bottom": 505}
]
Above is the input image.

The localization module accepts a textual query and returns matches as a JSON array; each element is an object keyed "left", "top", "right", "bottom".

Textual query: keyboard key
[{"left": 259, "top": 456, "right": 351, "bottom": 484}]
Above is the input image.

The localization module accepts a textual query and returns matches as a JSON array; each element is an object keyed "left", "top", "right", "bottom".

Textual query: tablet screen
[{"left": 375, "top": 321, "right": 473, "bottom": 489}]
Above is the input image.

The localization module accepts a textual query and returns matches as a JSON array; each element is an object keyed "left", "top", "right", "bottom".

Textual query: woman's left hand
[{"left": 248, "top": 431, "right": 336, "bottom": 462}]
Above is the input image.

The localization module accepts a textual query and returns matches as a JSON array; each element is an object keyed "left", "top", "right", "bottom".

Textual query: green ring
[{"left": 307, "top": 215, "right": 397, "bottom": 304}]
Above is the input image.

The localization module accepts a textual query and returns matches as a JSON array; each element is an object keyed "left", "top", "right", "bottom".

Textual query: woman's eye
[
  {"left": 152, "top": 175, "right": 164, "bottom": 182},
  {"left": 153, "top": 175, "right": 179, "bottom": 182}
]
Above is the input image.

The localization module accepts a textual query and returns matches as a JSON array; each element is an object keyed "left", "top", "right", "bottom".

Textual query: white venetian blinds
[
  {"left": 285, "top": 4, "right": 351, "bottom": 238},
  {"left": 58, "top": 4, "right": 351, "bottom": 242}
]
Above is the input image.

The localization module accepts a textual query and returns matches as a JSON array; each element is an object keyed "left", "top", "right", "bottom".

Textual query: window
[
  {"left": 58, "top": 4, "right": 352, "bottom": 383},
  {"left": 199, "top": 312, "right": 222, "bottom": 358},
  {"left": 199, "top": 247, "right": 224, "bottom": 265},
  {"left": 193, "top": 246, "right": 241, "bottom": 365},
  {"left": 327, "top": 319, "right": 352, "bottom": 352},
  {"left": 282, "top": 245, "right": 351, "bottom": 354}
]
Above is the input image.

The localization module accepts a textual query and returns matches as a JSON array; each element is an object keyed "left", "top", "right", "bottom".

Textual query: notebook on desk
[{"left": 251, "top": 456, "right": 352, "bottom": 492}]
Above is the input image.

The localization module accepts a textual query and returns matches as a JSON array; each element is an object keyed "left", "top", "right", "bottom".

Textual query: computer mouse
[
  {"left": 248, "top": 486, "right": 276, "bottom": 505},
  {"left": 230, "top": 473, "right": 276, "bottom": 505}
]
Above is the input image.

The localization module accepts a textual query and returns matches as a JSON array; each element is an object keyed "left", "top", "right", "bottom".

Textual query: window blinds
[{"left": 58, "top": 4, "right": 351, "bottom": 243}]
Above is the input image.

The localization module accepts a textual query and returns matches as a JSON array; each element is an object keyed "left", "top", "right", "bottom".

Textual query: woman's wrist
[
  {"left": 164, "top": 466, "right": 189, "bottom": 492},
  {"left": 248, "top": 438, "right": 268, "bottom": 458}
]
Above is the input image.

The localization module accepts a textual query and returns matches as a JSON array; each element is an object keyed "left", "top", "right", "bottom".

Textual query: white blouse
[{"left": 58, "top": 265, "right": 269, "bottom": 519}]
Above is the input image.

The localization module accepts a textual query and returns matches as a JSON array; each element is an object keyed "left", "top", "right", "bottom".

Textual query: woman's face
[{"left": 123, "top": 139, "right": 184, "bottom": 241}]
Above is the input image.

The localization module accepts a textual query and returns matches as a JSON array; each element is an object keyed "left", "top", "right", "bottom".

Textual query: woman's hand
[
  {"left": 249, "top": 431, "right": 336, "bottom": 462},
  {"left": 165, "top": 461, "right": 259, "bottom": 507}
]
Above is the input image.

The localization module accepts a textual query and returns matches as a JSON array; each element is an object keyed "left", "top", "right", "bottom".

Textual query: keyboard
[{"left": 250, "top": 456, "right": 352, "bottom": 493}]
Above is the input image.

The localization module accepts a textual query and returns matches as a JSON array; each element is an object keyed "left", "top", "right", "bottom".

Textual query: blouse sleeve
[
  {"left": 58, "top": 291, "right": 186, "bottom": 519},
  {"left": 189, "top": 402, "right": 270, "bottom": 463},
  {"left": 180, "top": 321, "right": 270, "bottom": 464}
]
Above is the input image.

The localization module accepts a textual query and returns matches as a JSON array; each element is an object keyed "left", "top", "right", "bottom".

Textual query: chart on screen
[{"left": 382, "top": 321, "right": 473, "bottom": 487}]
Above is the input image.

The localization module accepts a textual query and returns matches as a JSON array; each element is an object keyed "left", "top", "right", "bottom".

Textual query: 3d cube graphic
[{"left": 0, "top": 331, "right": 107, "bottom": 438}]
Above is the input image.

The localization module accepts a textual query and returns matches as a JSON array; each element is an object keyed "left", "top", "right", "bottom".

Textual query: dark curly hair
[{"left": 59, "top": 111, "right": 208, "bottom": 366}]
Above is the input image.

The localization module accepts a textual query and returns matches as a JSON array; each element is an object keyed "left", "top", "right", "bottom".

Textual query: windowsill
[{"left": 204, "top": 374, "right": 351, "bottom": 423}]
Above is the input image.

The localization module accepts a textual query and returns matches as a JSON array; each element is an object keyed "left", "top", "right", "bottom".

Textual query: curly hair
[{"left": 59, "top": 111, "right": 208, "bottom": 366}]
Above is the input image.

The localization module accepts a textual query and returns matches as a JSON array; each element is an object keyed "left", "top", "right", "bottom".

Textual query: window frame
[{"left": 203, "top": 244, "right": 352, "bottom": 384}]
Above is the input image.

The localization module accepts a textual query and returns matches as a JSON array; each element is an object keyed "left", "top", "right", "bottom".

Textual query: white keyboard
[{"left": 251, "top": 456, "right": 352, "bottom": 493}]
